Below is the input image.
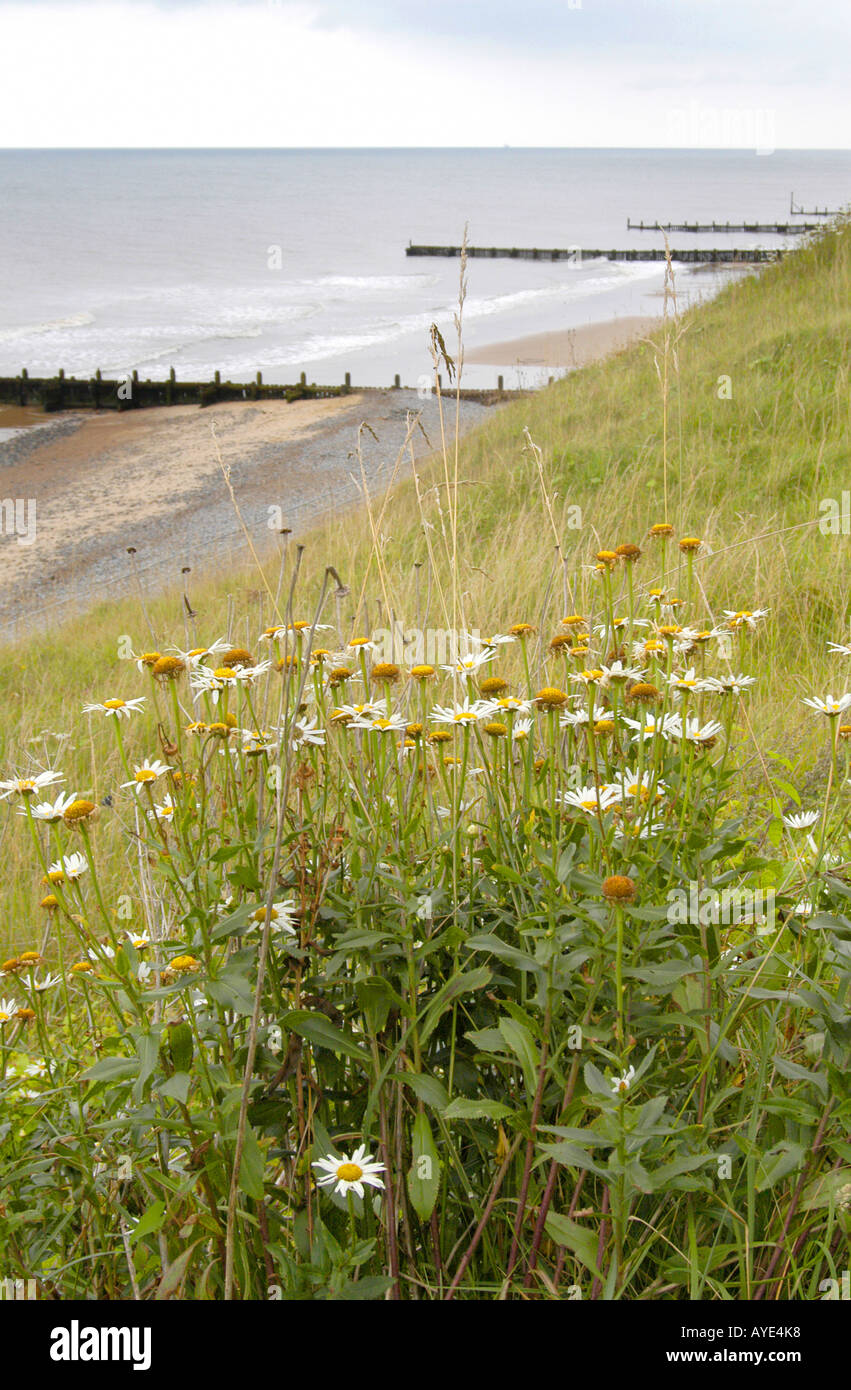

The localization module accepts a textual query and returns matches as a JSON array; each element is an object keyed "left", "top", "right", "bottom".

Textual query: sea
[{"left": 1, "top": 147, "right": 850, "bottom": 397}]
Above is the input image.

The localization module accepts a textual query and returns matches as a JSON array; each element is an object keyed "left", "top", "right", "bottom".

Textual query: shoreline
[
  {"left": 0, "top": 392, "right": 492, "bottom": 642},
  {"left": 465, "top": 314, "right": 665, "bottom": 369}
]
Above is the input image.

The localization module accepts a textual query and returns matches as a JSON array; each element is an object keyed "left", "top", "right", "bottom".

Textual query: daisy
[
  {"left": 349, "top": 712, "right": 408, "bottom": 734},
  {"left": 124, "top": 930, "right": 151, "bottom": 949},
  {"left": 248, "top": 900, "right": 298, "bottom": 935},
  {"left": 802, "top": 693, "right": 851, "bottom": 717},
  {"left": 18, "top": 790, "right": 77, "bottom": 822},
  {"left": 703, "top": 673, "right": 756, "bottom": 694},
  {"left": 482, "top": 696, "right": 534, "bottom": 717},
  {"left": 559, "top": 783, "right": 619, "bottom": 814},
  {"left": 331, "top": 699, "right": 387, "bottom": 723},
  {"left": 0, "top": 770, "right": 64, "bottom": 800},
  {"left": 21, "top": 971, "right": 61, "bottom": 993},
  {"left": 431, "top": 702, "right": 488, "bottom": 726},
  {"left": 441, "top": 649, "right": 494, "bottom": 675},
  {"left": 600, "top": 661, "right": 645, "bottom": 688},
  {"left": 169, "top": 638, "right": 231, "bottom": 668},
  {"left": 82, "top": 697, "right": 146, "bottom": 719},
  {"left": 150, "top": 794, "right": 176, "bottom": 821},
  {"left": 312, "top": 1144, "right": 386, "bottom": 1199},
  {"left": 623, "top": 713, "right": 678, "bottom": 742},
  {"left": 827, "top": 642, "right": 851, "bottom": 657},
  {"left": 669, "top": 716, "right": 724, "bottom": 745},
  {"left": 291, "top": 715, "right": 325, "bottom": 748},
  {"left": 613, "top": 768, "right": 666, "bottom": 803},
  {"left": 121, "top": 759, "right": 171, "bottom": 791},
  {"left": 666, "top": 667, "right": 714, "bottom": 696},
  {"left": 782, "top": 810, "right": 820, "bottom": 830},
  {"left": 559, "top": 708, "right": 591, "bottom": 729},
  {"left": 721, "top": 608, "right": 769, "bottom": 630},
  {"left": 611, "top": 1065, "right": 635, "bottom": 1095},
  {"left": 0, "top": 997, "right": 19, "bottom": 1024},
  {"left": 48, "top": 852, "right": 88, "bottom": 882},
  {"left": 475, "top": 632, "right": 517, "bottom": 649},
  {"left": 512, "top": 717, "right": 534, "bottom": 741}
]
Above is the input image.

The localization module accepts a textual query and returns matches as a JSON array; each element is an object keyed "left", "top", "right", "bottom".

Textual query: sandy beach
[
  {"left": 0, "top": 392, "right": 491, "bottom": 642},
  {"left": 466, "top": 314, "right": 664, "bottom": 369}
]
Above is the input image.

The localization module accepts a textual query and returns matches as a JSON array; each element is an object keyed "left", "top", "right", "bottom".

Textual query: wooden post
[
  {"left": 393, "top": 374, "right": 401, "bottom": 389},
  {"left": 344, "top": 372, "right": 351, "bottom": 390},
  {"left": 20, "top": 367, "right": 28, "bottom": 406},
  {"left": 256, "top": 371, "right": 262, "bottom": 386},
  {"left": 300, "top": 372, "right": 307, "bottom": 387},
  {"left": 497, "top": 375, "right": 504, "bottom": 393}
]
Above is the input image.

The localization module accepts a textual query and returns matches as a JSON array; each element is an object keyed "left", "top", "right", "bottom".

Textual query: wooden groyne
[
  {"left": 0, "top": 367, "right": 523, "bottom": 414},
  {"left": 790, "top": 194, "right": 841, "bottom": 217},
  {"left": 626, "top": 219, "right": 817, "bottom": 234},
  {"left": 406, "top": 245, "right": 784, "bottom": 264}
]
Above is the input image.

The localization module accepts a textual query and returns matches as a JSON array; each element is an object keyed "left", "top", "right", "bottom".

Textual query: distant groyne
[
  {"left": 406, "top": 244, "right": 786, "bottom": 264},
  {"left": 0, "top": 368, "right": 521, "bottom": 414}
]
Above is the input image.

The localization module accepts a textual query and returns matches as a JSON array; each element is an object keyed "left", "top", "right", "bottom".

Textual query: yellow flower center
[
  {"left": 135, "top": 769, "right": 157, "bottom": 782},
  {"left": 103, "top": 699, "right": 126, "bottom": 710},
  {"left": 336, "top": 1162, "right": 364, "bottom": 1182}
]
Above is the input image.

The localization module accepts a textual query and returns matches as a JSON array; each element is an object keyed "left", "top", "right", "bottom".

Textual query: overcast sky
[{"left": 1, "top": 0, "right": 849, "bottom": 148}]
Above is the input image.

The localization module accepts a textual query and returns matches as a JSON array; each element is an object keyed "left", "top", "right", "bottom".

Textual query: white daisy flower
[
  {"left": 612, "top": 768, "right": 666, "bottom": 803},
  {"left": 559, "top": 783, "right": 619, "bottom": 814},
  {"left": 802, "top": 693, "right": 851, "bottom": 717},
  {"left": 18, "top": 790, "right": 77, "bottom": 822},
  {"left": 668, "top": 715, "right": 724, "bottom": 745},
  {"left": 600, "top": 661, "right": 645, "bottom": 687},
  {"left": 721, "top": 608, "right": 769, "bottom": 630},
  {"left": 0, "top": 769, "right": 65, "bottom": 801},
  {"left": 782, "top": 810, "right": 820, "bottom": 830},
  {"left": 248, "top": 900, "right": 298, "bottom": 936},
  {"left": 702, "top": 673, "right": 756, "bottom": 694},
  {"left": 611, "top": 1065, "right": 635, "bottom": 1095},
  {"left": 82, "top": 697, "right": 146, "bottom": 719},
  {"left": 124, "top": 930, "right": 151, "bottom": 949},
  {"left": 291, "top": 715, "right": 325, "bottom": 748},
  {"left": 474, "top": 632, "right": 517, "bottom": 649},
  {"left": 482, "top": 696, "right": 534, "bottom": 716},
  {"left": 150, "top": 794, "right": 176, "bottom": 821},
  {"left": 121, "top": 759, "right": 171, "bottom": 791},
  {"left": 312, "top": 1144, "right": 386, "bottom": 1198},
  {"left": 623, "top": 713, "right": 678, "bottom": 742},
  {"left": 441, "top": 649, "right": 493, "bottom": 675},
  {"left": 349, "top": 712, "right": 408, "bottom": 734},
  {"left": 21, "top": 971, "right": 62, "bottom": 993},
  {"left": 48, "top": 852, "right": 88, "bottom": 881},
  {"left": 431, "top": 702, "right": 489, "bottom": 725},
  {"left": 827, "top": 642, "right": 851, "bottom": 657},
  {"left": 0, "top": 997, "right": 20, "bottom": 1023},
  {"left": 512, "top": 717, "right": 534, "bottom": 741},
  {"left": 666, "top": 667, "right": 715, "bottom": 695},
  {"left": 331, "top": 699, "right": 387, "bottom": 723}
]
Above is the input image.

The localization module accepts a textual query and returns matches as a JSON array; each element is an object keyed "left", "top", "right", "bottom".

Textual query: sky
[{"left": 0, "top": 0, "right": 849, "bottom": 149}]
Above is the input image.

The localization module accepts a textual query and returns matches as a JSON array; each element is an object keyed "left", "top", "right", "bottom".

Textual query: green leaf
[
  {"left": 497, "top": 1017, "right": 540, "bottom": 1097},
  {"left": 129, "top": 1200, "right": 166, "bottom": 1245},
  {"left": 444, "top": 1097, "right": 512, "bottom": 1121},
  {"left": 407, "top": 1112, "right": 441, "bottom": 1221},
  {"left": 158, "top": 1072, "right": 192, "bottom": 1104},
  {"left": 237, "top": 1127, "right": 266, "bottom": 1200},
  {"left": 396, "top": 1072, "right": 449, "bottom": 1113},
  {"left": 772, "top": 1052, "right": 828, "bottom": 1097},
  {"left": 544, "top": 1213, "right": 605, "bottom": 1281},
  {"left": 156, "top": 1240, "right": 202, "bottom": 1299},
  {"left": 282, "top": 1010, "right": 368, "bottom": 1065},
  {"left": 756, "top": 1141, "right": 806, "bottom": 1191},
  {"left": 82, "top": 1056, "right": 139, "bottom": 1083},
  {"left": 466, "top": 933, "right": 541, "bottom": 973}
]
